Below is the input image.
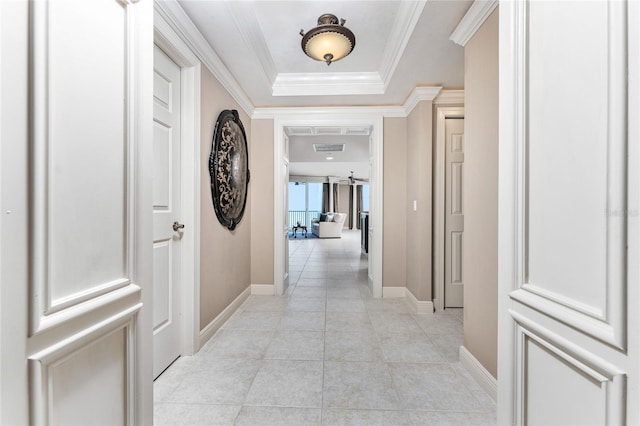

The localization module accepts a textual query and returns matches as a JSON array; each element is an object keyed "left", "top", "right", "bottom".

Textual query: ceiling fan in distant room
[{"left": 339, "top": 171, "right": 369, "bottom": 185}]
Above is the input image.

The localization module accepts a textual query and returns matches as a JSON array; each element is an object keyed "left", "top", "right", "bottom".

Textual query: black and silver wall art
[{"left": 209, "top": 109, "right": 250, "bottom": 230}]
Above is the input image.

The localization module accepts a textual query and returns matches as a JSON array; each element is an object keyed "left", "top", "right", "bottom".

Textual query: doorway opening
[
  {"left": 286, "top": 134, "right": 372, "bottom": 288},
  {"left": 273, "top": 114, "right": 383, "bottom": 298}
]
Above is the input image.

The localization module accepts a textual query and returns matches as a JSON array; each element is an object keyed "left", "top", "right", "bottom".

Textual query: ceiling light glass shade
[
  {"left": 305, "top": 32, "right": 352, "bottom": 63},
  {"left": 300, "top": 14, "right": 355, "bottom": 65}
]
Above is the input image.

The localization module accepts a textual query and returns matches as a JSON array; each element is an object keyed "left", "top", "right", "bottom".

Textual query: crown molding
[
  {"left": 434, "top": 89, "right": 465, "bottom": 105},
  {"left": 449, "top": 0, "right": 498, "bottom": 47},
  {"left": 403, "top": 86, "right": 443, "bottom": 115},
  {"left": 252, "top": 105, "right": 405, "bottom": 120},
  {"left": 253, "top": 86, "right": 444, "bottom": 119},
  {"left": 379, "top": 0, "right": 428, "bottom": 89},
  {"left": 228, "top": 1, "right": 278, "bottom": 86},
  {"left": 272, "top": 72, "right": 384, "bottom": 97},
  {"left": 154, "top": 0, "right": 254, "bottom": 116}
]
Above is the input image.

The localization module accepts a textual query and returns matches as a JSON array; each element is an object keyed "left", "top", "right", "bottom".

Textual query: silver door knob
[{"left": 172, "top": 221, "right": 185, "bottom": 232}]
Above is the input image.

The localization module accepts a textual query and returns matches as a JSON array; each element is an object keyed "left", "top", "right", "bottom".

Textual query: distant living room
[{"left": 288, "top": 180, "right": 369, "bottom": 241}]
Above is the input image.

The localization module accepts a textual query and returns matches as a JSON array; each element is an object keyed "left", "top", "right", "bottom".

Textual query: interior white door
[
  {"left": 0, "top": 0, "right": 154, "bottom": 423},
  {"left": 282, "top": 134, "right": 290, "bottom": 294},
  {"left": 153, "top": 45, "right": 182, "bottom": 378},
  {"left": 444, "top": 118, "right": 465, "bottom": 308},
  {"left": 367, "top": 134, "right": 375, "bottom": 292},
  {"left": 498, "top": 1, "right": 639, "bottom": 424}
]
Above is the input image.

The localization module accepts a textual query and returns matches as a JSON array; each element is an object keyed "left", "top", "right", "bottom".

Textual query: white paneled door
[
  {"left": 444, "top": 118, "right": 465, "bottom": 308},
  {"left": 367, "top": 133, "right": 375, "bottom": 294},
  {"left": 0, "top": 0, "right": 154, "bottom": 423},
  {"left": 153, "top": 45, "right": 183, "bottom": 379},
  {"left": 282, "top": 134, "right": 290, "bottom": 295},
  {"left": 499, "top": 1, "right": 639, "bottom": 424}
]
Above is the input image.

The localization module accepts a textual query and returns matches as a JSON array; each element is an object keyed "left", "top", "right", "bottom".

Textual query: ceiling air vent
[
  {"left": 345, "top": 127, "right": 371, "bottom": 136},
  {"left": 315, "top": 127, "right": 343, "bottom": 135},
  {"left": 286, "top": 127, "right": 314, "bottom": 135},
  {"left": 313, "top": 143, "right": 345, "bottom": 153}
]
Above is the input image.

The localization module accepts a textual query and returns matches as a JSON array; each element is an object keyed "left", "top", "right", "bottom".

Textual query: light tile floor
[{"left": 154, "top": 231, "right": 496, "bottom": 425}]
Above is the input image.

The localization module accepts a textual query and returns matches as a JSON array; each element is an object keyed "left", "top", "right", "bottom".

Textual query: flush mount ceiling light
[
  {"left": 326, "top": 153, "right": 334, "bottom": 160},
  {"left": 300, "top": 14, "right": 356, "bottom": 66}
]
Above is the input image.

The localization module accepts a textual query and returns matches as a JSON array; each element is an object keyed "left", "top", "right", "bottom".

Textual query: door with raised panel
[
  {"left": 153, "top": 44, "right": 183, "bottom": 378},
  {"left": 367, "top": 133, "right": 375, "bottom": 295},
  {"left": 498, "top": 1, "right": 639, "bottom": 424},
  {"left": 0, "top": 0, "right": 154, "bottom": 423},
  {"left": 444, "top": 118, "right": 464, "bottom": 308},
  {"left": 282, "top": 134, "right": 290, "bottom": 294}
]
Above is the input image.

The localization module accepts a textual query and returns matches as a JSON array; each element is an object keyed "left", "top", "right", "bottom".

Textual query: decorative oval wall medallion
[{"left": 209, "top": 109, "right": 250, "bottom": 230}]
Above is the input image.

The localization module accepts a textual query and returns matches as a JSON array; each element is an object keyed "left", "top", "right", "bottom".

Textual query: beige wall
[
  {"left": 405, "top": 101, "right": 434, "bottom": 301},
  {"left": 199, "top": 68, "right": 252, "bottom": 330},
  {"left": 250, "top": 119, "right": 275, "bottom": 285},
  {"left": 383, "top": 117, "right": 408, "bottom": 287},
  {"left": 463, "top": 9, "right": 499, "bottom": 378}
]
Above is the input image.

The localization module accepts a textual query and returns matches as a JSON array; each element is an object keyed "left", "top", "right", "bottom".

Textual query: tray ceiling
[{"left": 177, "top": 0, "right": 472, "bottom": 107}]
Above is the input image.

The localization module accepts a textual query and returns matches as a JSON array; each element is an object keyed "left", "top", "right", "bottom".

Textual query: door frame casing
[
  {"left": 433, "top": 106, "right": 464, "bottom": 312},
  {"left": 273, "top": 111, "right": 384, "bottom": 298},
  {"left": 154, "top": 9, "right": 201, "bottom": 355},
  {"left": 496, "top": 3, "right": 518, "bottom": 421},
  {"left": 0, "top": 1, "right": 31, "bottom": 422}
]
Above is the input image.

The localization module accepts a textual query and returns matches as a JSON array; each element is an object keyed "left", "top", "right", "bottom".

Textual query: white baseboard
[
  {"left": 382, "top": 286, "right": 407, "bottom": 298},
  {"left": 199, "top": 285, "right": 251, "bottom": 348},
  {"left": 432, "top": 298, "right": 442, "bottom": 312},
  {"left": 251, "top": 284, "right": 275, "bottom": 295},
  {"left": 406, "top": 288, "right": 434, "bottom": 314},
  {"left": 382, "top": 287, "right": 434, "bottom": 314},
  {"left": 459, "top": 345, "right": 497, "bottom": 403}
]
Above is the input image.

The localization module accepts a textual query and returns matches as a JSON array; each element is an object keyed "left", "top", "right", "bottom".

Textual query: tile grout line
[
  {"left": 232, "top": 307, "right": 287, "bottom": 424},
  {"left": 320, "top": 254, "right": 328, "bottom": 424},
  {"left": 365, "top": 293, "right": 406, "bottom": 412}
]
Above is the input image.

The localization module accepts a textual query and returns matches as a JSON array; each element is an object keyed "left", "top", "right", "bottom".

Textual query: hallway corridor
[{"left": 153, "top": 231, "right": 496, "bottom": 425}]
